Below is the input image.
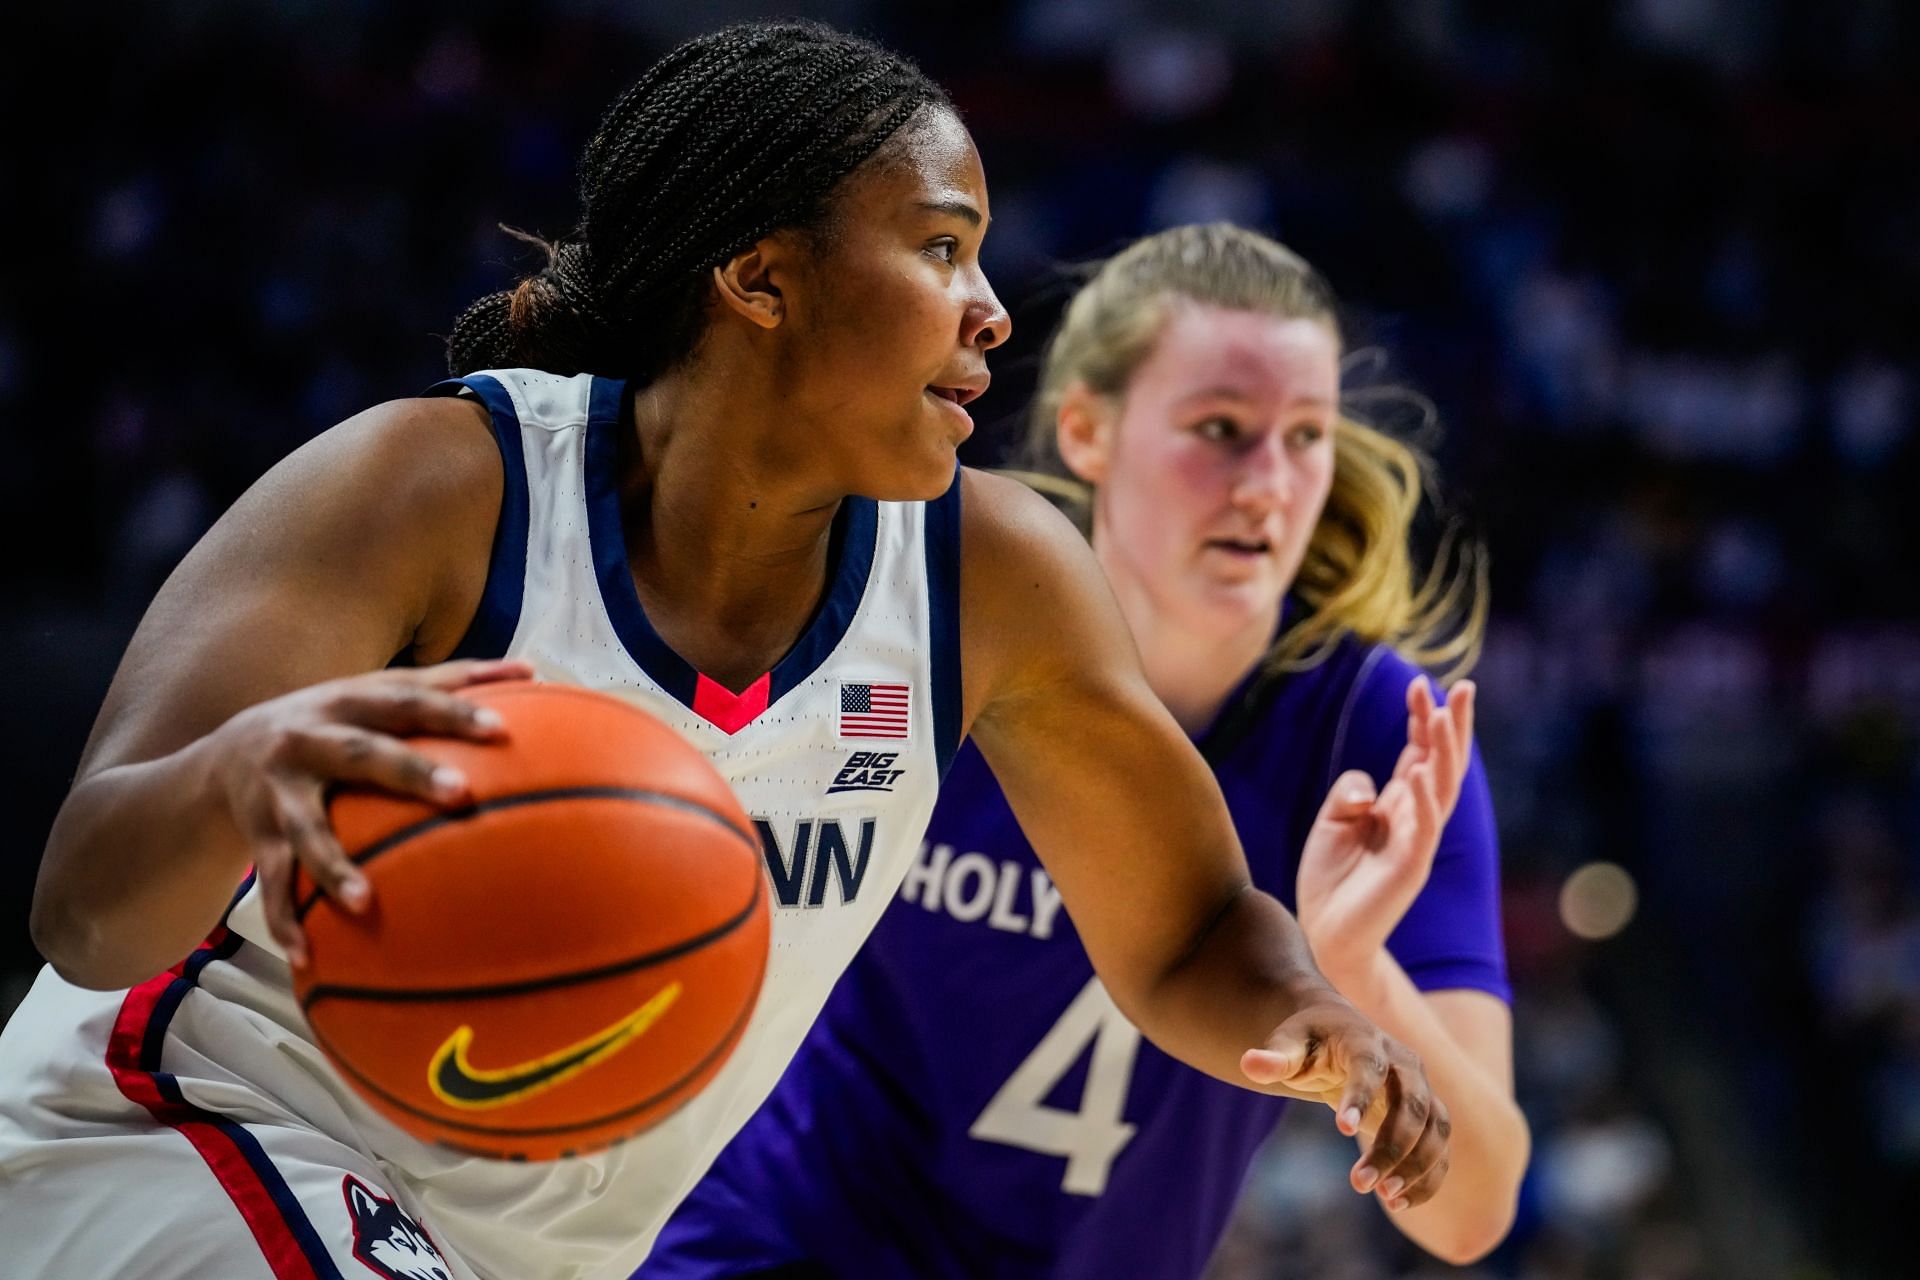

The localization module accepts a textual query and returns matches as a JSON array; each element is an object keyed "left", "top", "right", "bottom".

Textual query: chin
[
  {"left": 910, "top": 454, "right": 962, "bottom": 500},
  {"left": 1192, "top": 578, "right": 1285, "bottom": 631},
  {"left": 857, "top": 448, "right": 959, "bottom": 503}
]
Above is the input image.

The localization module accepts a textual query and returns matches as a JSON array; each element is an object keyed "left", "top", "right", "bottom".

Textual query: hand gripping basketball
[
  {"left": 288, "top": 680, "right": 770, "bottom": 1158},
  {"left": 1241, "top": 997, "right": 1451, "bottom": 1212},
  {"left": 205, "top": 658, "right": 534, "bottom": 967}
]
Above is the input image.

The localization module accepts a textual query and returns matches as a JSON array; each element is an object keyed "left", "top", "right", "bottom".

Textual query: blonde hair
[{"left": 1017, "top": 222, "right": 1485, "bottom": 680}]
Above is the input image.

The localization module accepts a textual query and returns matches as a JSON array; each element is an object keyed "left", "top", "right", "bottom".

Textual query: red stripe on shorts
[{"left": 107, "top": 928, "right": 329, "bottom": 1280}]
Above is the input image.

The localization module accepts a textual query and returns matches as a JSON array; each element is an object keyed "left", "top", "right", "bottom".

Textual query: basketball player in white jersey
[{"left": 1, "top": 21, "right": 1459, "bottom": 1280}]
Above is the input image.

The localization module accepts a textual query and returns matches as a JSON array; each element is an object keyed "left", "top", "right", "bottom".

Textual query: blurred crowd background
[{"left": 4, "top": 2, "right": 1917, "bottom": 1277}]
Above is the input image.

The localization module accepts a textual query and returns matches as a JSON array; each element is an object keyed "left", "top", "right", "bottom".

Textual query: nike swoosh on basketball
[{"left": 427, "top": 982, "right": 683, "bottom": 1110}]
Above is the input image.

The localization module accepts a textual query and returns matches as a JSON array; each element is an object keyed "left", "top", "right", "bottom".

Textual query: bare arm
[
  {"left": 956, "top": 469, "right": 1447, "bottom": 1199},
  {"left": 31, "top": 396, "right": 518, "bottom": 989},
  {"left": 1332, "top": 969, "right": 1527, "bottom": 1262},
  {"left": 1297, "top": 681, "right": 1527, "bottom": 1249}
]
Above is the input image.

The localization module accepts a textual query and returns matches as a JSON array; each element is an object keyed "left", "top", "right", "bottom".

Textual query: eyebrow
[
  {"left": 1176, "top": 387, "right": 1337, "bottom": 407},
  {"left": 918, "top": 198, "right": 983, "bottom": 227}
]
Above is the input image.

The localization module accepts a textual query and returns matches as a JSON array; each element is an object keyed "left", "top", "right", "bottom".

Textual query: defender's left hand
[
  {"left": 1241, "top": 995, "right": 1450, "bottom": 1211},
  {"left": 1295, "top": 678, "right": 1475, "bottom": 978}
]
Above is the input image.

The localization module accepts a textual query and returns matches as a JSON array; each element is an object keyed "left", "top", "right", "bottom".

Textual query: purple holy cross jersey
[{"left": 639, "top": 634, "right": 1509, "bottom": 1280}]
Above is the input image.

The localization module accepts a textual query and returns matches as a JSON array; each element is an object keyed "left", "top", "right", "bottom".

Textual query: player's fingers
[
  {"left": 1388, "top": 737, "right": 1424, "bottom": 787},
  {"left": 1355, "top": 1054, "right": 1441, "bottom": 1197},
  {"left": 1451, "top": 679, "right": 1476, "bottom": 761},
  {"left": 1427, "top": 702, "right": 1461, "bottom": 799},
  {"left": 292, "top": 724, "right": 470, "bottom": 805},
  {"left": 1334, "top": 1037, "right": 1389, "bottom": 1139},
  {"left": 271, "top": 780, "right": 371, "bottom": 918},
  {"left": 1371, "top": 777, "right": 1412, "bottom": 847},
  {"left": 1320, "top": 770, "right": 1377, "bottom": 822},
  {"left": 1353, "top": 1074, "right": 1420, "bottom": 1194},
  {"left": 1381, "top": 1158, "right": 1448, "bottom": 1213},
  {"left": 326, "top": 683, "right": 506, "bottom": 744},
  {"left": 1242, "top": 1026, "right": 1310, "bottom": 1085},
  {"left": 252, "top": 840, "right": 309, "bottom": 968},
  {"left": 413, "top": 658, "right": 537, "bottom": 691},
  {"left": 1405, "top": 677, "right": 1433, "bottom": 751},
  {"left": 1379, "top": 1102, "right": 1452, "bottom": 1210},
  {"left": 1410, "top": 764, "right": 1441, "bottom": 850}
]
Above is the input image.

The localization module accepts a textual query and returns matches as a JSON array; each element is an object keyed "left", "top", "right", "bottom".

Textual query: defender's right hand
[{"left": 206, "top": 658, "right": 533, "bottom": 965}]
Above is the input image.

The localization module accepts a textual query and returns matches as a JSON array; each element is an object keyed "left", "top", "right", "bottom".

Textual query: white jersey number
[{"left": 968, "top": 976, "right": 1141, "bottom": 1196}]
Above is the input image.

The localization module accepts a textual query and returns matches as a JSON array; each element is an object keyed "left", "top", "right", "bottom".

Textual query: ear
[
  {"left": 711, "top": 238, "right": 786, "bottom": 331},
  {"left": 1055, "top": 382, "right": 1116, "bottom": 486},
  {"left": 346, "top": 1177, "right": 382, "bottom": 1220}
]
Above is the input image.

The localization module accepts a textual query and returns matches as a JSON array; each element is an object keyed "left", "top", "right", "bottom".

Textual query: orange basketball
[{"left": 290, "top": 681, "right": 768, "bottom": 1161}]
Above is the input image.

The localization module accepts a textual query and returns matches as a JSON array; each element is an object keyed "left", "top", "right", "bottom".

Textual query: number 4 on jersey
[{"left": 968, "top": 976, "right": 1141, "bottom": 1196}]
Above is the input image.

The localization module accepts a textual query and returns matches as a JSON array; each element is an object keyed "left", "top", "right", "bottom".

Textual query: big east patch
[{"left": 828, "top": 751, "right": 905, "bottom": 795}]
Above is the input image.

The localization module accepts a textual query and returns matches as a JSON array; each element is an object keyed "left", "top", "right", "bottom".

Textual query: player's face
[
  {"left": 781, "top": 108, "right": 1009, "bottom": 501},
  {"left": 1093, "top": 304, "right": 1340, "bottom": 637}
]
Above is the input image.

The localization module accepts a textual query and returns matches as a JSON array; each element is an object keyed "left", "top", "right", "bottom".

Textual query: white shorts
[{"left": 0, "top": 934, "right": 478, "bottom": 1280}]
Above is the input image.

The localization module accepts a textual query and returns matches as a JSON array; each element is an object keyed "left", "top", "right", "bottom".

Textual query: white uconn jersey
[
  {"left": 428, "top": 367, "right": 960, "bottom": 1025},
  {"left": 0, "top": 368, "right": 962, "bottom": 1280}
]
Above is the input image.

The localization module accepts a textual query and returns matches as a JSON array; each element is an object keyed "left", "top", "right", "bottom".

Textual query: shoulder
[
  {"left": 1317, "top": 640, "right": 1427, "bottom": 780},
  {"left": 956, "top": 468, "right": 1110, "bottom": 630},
  {"left": 1346, "top": 642, "right": 1427, "bottom": 715},
  {"left": 1229, "top": 627, "right": 1392, "bottom": 749},
  {"left": 956, "top": 467, "right": 1104, "bottom": 629},
  {"left": 954, "top": 469, "right": 1132, "bottom": 726},
  {"left": 230, "top": 393, "right": 505, "bottom": 659},
  {"left": 322, "top": 392, "right": 500, "bottom": 503},
  {"left": 957, "top": 467, "right": 1086, "bottom": 563},
  {"left": 1204, "top": 629, "right": 1384, "bottom": 798},
  {"left": 248, "top": 393, "right": 503, "bottom": 584},
  {"left": 253, "top": 393, "right": 498, "bottom": 521}
]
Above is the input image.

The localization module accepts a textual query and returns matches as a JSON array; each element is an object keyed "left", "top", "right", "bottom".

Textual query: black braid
[{"left": 448, "top": 20, "right": 953, "bottom": 382}]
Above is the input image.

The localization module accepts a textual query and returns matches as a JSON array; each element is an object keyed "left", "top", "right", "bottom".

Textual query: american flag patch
[{"left": 839, "top": 682, "right": 911, "bottom": 739}]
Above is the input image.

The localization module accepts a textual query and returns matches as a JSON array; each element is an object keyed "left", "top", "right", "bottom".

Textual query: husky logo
[{"left": 343, "top": 1176, "right": 452, "bottom": 1280}]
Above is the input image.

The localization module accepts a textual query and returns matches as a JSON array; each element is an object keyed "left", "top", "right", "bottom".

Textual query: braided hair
[{"left": 448, "top": 21, "right": 953, "bottom": 382}]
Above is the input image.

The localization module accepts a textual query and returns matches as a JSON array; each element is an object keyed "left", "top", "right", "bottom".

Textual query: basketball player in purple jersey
[{"left": 643, "top": 225, "right": 1529, "bottom": 1279}]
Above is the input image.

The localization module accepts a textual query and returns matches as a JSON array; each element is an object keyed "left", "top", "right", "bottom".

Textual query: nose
[
  {"left": 962, "top": 270, "right": 1011, "bottom": 352},
  {"left": 1230, "top": 434, "right": 1294, "bottom": 517}
]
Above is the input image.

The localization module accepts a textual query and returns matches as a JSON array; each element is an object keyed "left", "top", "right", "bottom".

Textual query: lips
[
  {"left": 1205, "top": 537, "right": 1273, "bottom": 555},
  {"left": 924, "top": 387, "right": 977, "bottom": 442},
  {"left": 925, "top": 374, "right": 989, "bottom": 406}
]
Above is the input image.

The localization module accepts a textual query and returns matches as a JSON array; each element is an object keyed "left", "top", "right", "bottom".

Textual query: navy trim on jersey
[
  {"left": 768, "top": 495, "right": 879, "bottom": 702},
  {"left": 137, "top": 870, "right": 256, "bottom": 1068},
  {"left": 583, "top": 375, "right": 881, "bottom": 714},
  {"left": 924, "top": 466, "right": 963, "bottom": 778},
  {"left": 423, "top": 375, "right": 530, "bottom": 661},
  {"left": 142, "top": 931, "right": 243, "bottom": 1097},
  {"left": 143, "top": 931, "right": 346, "bottom": 1279},
  {"left": 222, "top": 1121, "right": 344, "bottom": 1276}
]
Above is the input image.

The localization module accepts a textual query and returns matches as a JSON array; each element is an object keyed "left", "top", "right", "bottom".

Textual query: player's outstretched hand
[
  {"left": 1295, "top": 677, "right": 1475, "bottom": 980},
  {"left": 205, "top": 658, "right": 534, "bottom": 965},
  {"left": 1241, "top": 998, "right": 1449, "bottom": 1212}
]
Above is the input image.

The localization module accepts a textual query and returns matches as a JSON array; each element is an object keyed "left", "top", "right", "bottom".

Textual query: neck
[
  {"left": 620, "top": 362, "right": 846, "bottom": 689},
  {"left": 1092, "top": 536, "right": 1279, "bottom": 736}
]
